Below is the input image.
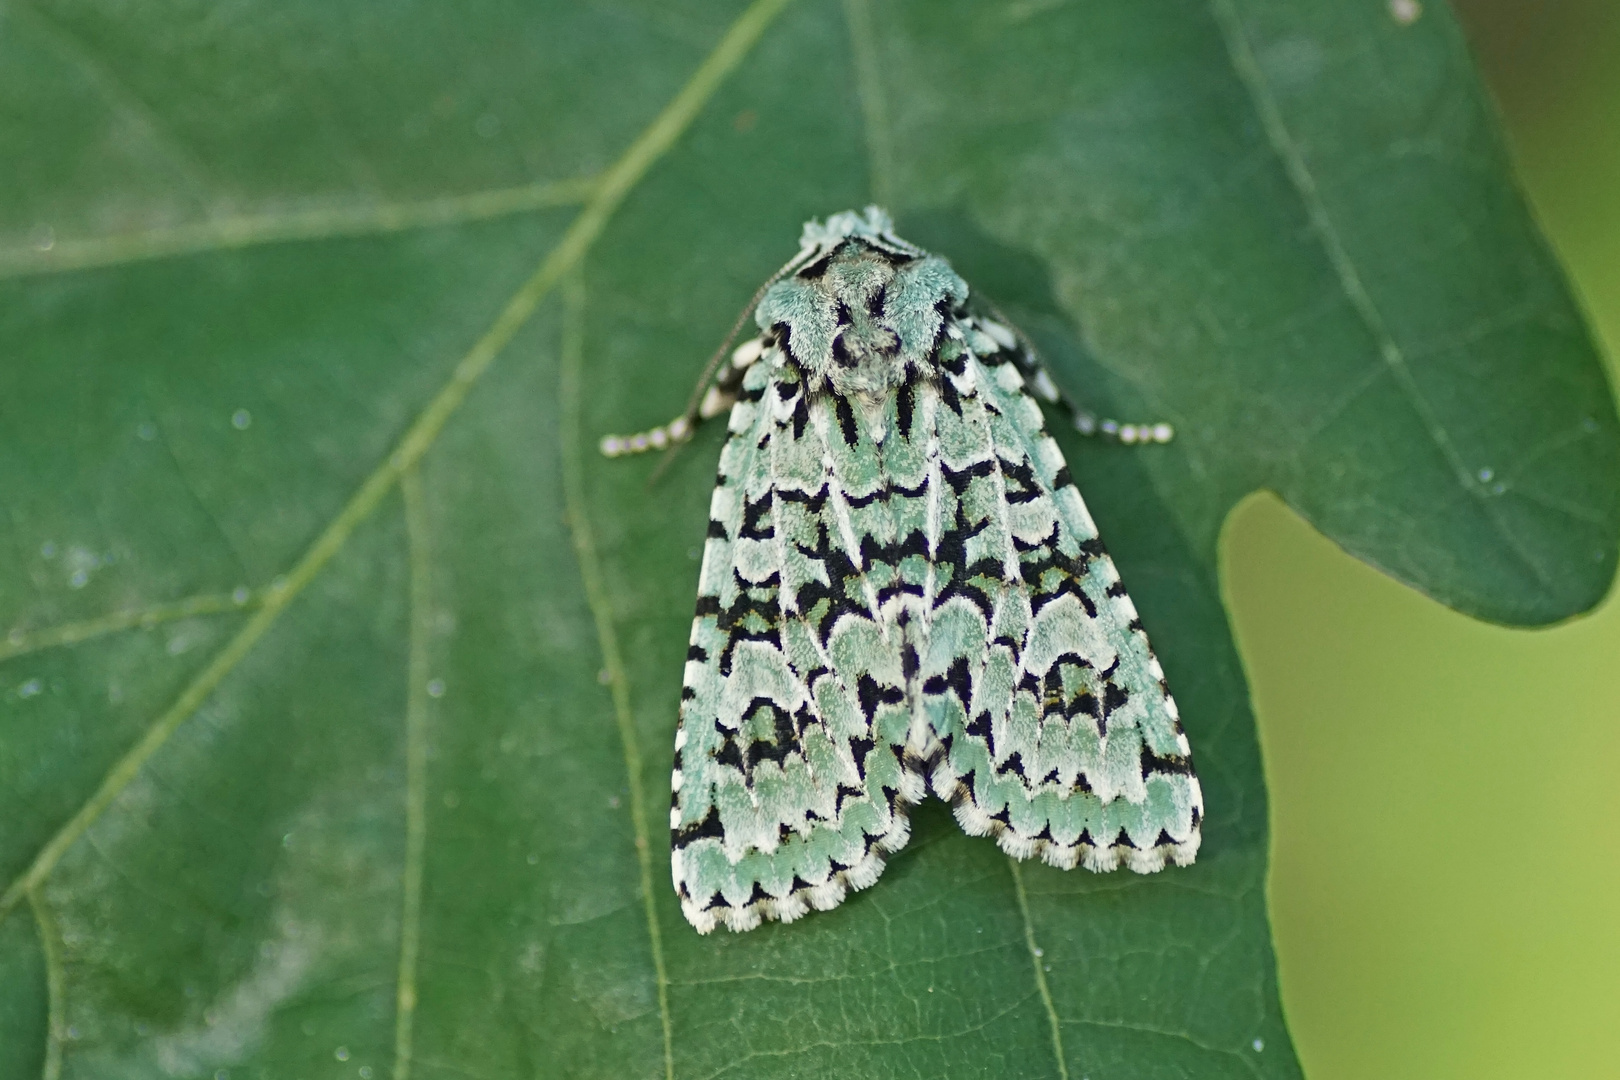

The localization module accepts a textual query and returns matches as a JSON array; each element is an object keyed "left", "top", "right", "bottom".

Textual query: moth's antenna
[
  {"left": 677, "top": 272, "right": 780, "bottom": 435},
  {"left": 645, "top": 254, "right": 802, "bottom": 485},
  {"left": 978, "top": 298, "right": 1174, "bottom": 444}
]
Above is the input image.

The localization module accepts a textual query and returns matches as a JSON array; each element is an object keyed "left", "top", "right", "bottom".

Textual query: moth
[{"left": 603, "top": 208, "right": 1201, "bottom": 933}]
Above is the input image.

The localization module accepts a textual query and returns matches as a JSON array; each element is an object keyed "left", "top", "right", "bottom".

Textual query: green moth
[{"left": 604, "top": 208, "right": 1200, "bottom": 933}]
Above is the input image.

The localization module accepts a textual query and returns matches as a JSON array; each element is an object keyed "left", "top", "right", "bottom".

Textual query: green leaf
[{"left": 1, "top": 1, "right": 1613, "bottom": 1078}]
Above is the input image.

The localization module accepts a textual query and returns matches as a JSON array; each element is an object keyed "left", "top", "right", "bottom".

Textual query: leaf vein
[
  {"left": 1010, "top": 859, "right": 1070, "bottom": 1080},
  {"left": 392, "top": 466, "right": 433, "bottom": 1080},
  {"left": 0, "top": 589, "right": 262, "bottom": 663},
  {"left": 0, "top": 177, "right": 596, "bottom": 281},
  {"left": 1061, "top": 1016, "right": 1265, "bottom": 1078},
  {"left": 688, "top": 993, "right": 1039, "bottom": 1080},
  {"left": 841, "top": 0, "right": 894, "bottom": 208},
  {"left": 1208, "top": 0, "right": 1559, "bottom": 594},
  {"left": 672, "top": 941, "right": 1017, "bottom": 987},
  {"left": 9, "top": 0, "right": 213, "bottom": 199},
  {"left": 28, "top": 887, "right": 66, "bottom": 1080},
  {"left": 558, "top": 268, "right": 676, "bottom": 1080}
]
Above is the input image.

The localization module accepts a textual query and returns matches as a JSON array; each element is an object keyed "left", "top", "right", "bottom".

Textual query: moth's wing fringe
[
  {"left": 936, "top": 768, "right": 1202, "bottom": 874},
  {"left": 679, "top": 777, "right": 925, "bottom": 935}
]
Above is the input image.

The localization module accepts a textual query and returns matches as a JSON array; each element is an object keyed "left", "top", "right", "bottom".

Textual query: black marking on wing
[
  {"left": 856, "top": 674, "right": 905, "bottom": 722},
  {"left": 672, "top": 805, "right": 724, "bottom": 849},
  {"left": 834, "top": 394, "right": 859, "bottom": 446},
  {"left": 739, "top": 495, "right": 774, "bottom": 540}
]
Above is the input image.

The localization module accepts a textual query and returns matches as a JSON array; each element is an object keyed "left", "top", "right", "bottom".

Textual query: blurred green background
[{"left": 1226, "top": 2, "right": 1620, "bottom": 1078}]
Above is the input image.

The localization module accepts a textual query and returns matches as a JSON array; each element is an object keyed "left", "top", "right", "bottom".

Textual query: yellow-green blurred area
[{"left": 1225, "top": 2, "right": 1620, "bottom": 1077}]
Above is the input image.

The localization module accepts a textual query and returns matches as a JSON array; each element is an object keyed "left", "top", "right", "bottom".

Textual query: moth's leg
[
  {"left": 972, "top": 313, "right": 1175, "bottom": 446},
  {"left": 599, "top": 334, "right": 768, "bottom": 457}
]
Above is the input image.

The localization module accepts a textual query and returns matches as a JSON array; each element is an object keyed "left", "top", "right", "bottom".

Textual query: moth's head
[{"left": 756, "top": 209, "right": 968, "bottom": 396}]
